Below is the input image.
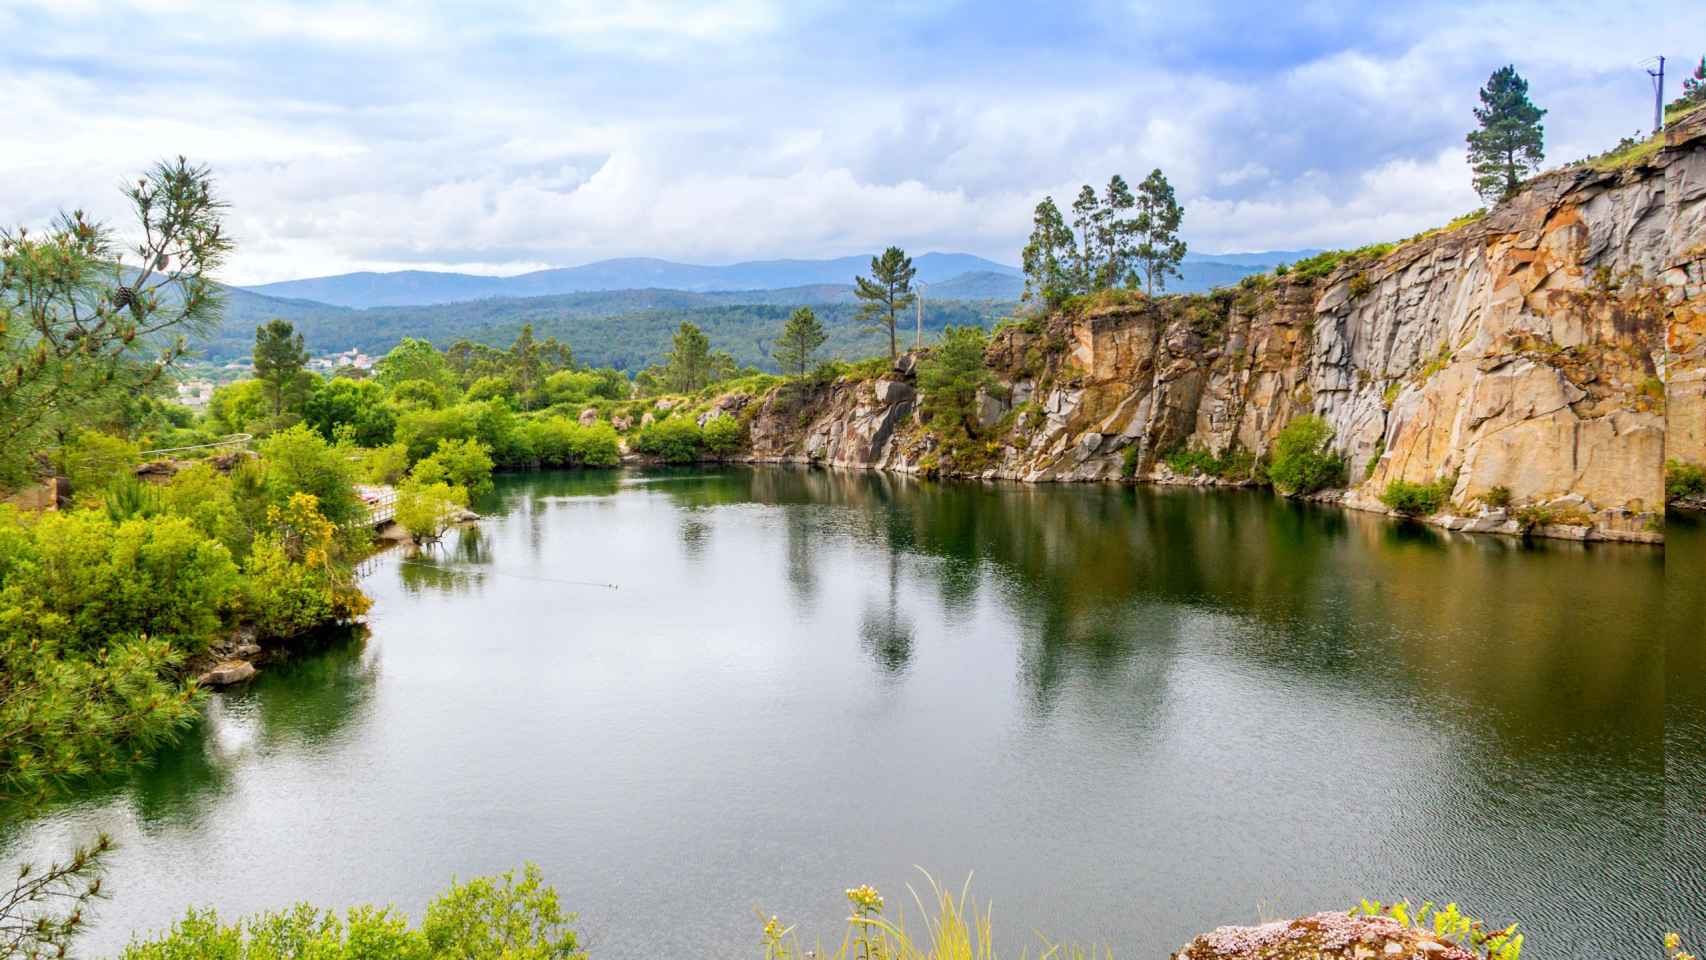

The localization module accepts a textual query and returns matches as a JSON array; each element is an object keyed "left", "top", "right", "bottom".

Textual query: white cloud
[{"left": 2, "top": 0, "right": 1698, "bottom": 283}]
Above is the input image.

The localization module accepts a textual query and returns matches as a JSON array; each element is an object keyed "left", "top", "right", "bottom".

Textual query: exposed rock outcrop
[
  {"left": 1172, "top": 913, "right": 1476, "bottom": 960},
  {"left": 742, "top": 111, "right": 1706, "bottom": 544}
]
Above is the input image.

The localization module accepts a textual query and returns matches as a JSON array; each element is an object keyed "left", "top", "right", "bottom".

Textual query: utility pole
[
  {"left": 1648, "top": 55, "right": 1666, "bottom": 133},
  {"left": 914, "top": 282, "right": 925, "bottom": 349}
]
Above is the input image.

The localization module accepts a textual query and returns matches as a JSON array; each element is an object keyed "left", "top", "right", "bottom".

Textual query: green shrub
[
  {"left": 354, "top": 443, "right": 411, "bottom": 485},
  {"left": 1380, "top": 478, "right": 1451, "bottom": 517},
  {"left": 60, "top": 430, "right": 142, "bottom": 498},
  {"left": 393, "top": 480, "right": 469, "bottom": 543},
  {"left": 240, "top": 493, "right": 370, "bottom": 639},
  {"left": 1483, "top": 485, "right": 1513, "bottom": 509},
  {"left": 1667, "top": 459, "right": 1706, "bottom": 502},
  {"left": 701, "top": 414, "right": 745, "bottom": 457},
  {"left": 259, "top": 424, "right": 364, "bottom": 526},
  {"left": 1121, "top": 443, "right": 1141, "bottom": 478},
  {"left": 633, "top": 418, "right": 704, "bottom": 462},
  {"left": 10, "top": 510, "right": 240, "bottom": 656},
  {"left": 1164, "top": 445, "right": 1221, "bottom": 477},
  {"left": 303, "top": 378, "right": 396, "bottom": 447},
  {"left": 412, "top": 437, "right": 494, "bottom": 495},
  {"left": 119, "top": 864, "right": 582, "bottom": 960},
  {"left": 918, "top": 325, "right": 994, "bottom": 441},
  {"left": 1267, "top": 415, "right": 1345, "bottom": 495}
]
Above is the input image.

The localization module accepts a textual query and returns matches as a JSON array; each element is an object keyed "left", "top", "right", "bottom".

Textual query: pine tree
[
  {"left": 773, "top": 306, "right": 828, "bottom": 377},
  {"left": 253, "top": 318, "right": 311, "bottom": 418},
  {"left": 1466, "top": 65, "right": 1546, "bottom": 204},
  {"left": 0, "top": 158, "right": 231, "bottom": 485},
  {"left": 662, "top": 321, "right": 714, "bottom": 392},
  {"left": 1134, "top": 169, "right": 1187, "bottom": 294},
  {"left": 853, "top": 247, "right": 917, "bottom": 362},
  {"left": 1021, "top": 197, "right": 1078, "bottom": 308}
]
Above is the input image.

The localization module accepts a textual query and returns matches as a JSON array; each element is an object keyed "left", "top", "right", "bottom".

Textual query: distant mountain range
[
  {"left": 202, "top": 249, "right": 1317, "bottom": 372},
  {"left": 240, "top": 250, "right": 1320, "bottom": 310},
  {"left": 243, "top": 253, "right": 1021, "bottom": 309}
]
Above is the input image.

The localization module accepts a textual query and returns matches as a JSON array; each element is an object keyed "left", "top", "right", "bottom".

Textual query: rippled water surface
[{"left": 4, "top": 468, "right": 1699, "bottom": 957}]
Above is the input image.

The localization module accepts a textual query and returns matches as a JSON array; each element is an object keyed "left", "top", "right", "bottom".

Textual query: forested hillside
[{"left": 203, "top": 285, "right": 1013, "bottom": 371}]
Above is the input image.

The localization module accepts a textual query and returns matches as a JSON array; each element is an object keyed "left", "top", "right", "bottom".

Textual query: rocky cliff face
[{"left": 744, "top": 111, "right": 1706, "bottom": 544}]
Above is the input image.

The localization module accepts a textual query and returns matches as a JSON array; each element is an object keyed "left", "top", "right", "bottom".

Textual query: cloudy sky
[{"left": 3, "top": 0, "right": 1697, "bottom": 284}]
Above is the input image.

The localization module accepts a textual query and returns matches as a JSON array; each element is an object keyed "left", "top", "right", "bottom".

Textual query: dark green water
[{"left": 3, "top": 468, "right": 1699, "bottom": 957}]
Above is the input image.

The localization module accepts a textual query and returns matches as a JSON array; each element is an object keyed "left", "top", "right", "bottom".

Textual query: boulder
[
  {"left": 579, "top": 407, "right": 599, "bottom": 426},
  {"left": 640, "top": 412, "right": 656, "bottom": 428},
  {"left": 198, "top": 660, "right": 256, "bottom": 687},
  {"left": 1172, "top": 913, "right": 1476, "bottom": 960},
  {"left": 612, "top": 413, "right": 634, "bottom": 431},
  {"left": 873, "top": 379, "right": 915, "bottom": 405},
  {"left": 230, "top": 642, "right": 262, "bottom": 659}
]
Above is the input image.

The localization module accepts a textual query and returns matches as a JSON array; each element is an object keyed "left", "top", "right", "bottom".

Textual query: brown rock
[{"left": 198, "top": 660, "right": 256, "bottom": 687}]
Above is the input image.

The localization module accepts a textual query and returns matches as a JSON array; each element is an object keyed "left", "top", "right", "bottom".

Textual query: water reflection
[{"left": 1, "top": 466, "right": 1683, "bottom": 959}]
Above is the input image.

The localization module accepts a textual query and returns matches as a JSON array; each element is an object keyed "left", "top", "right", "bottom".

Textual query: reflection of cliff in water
[
  {"left": 654, "top": 467, "right": 1662, "bottom": 765},
  {"left": 1663, "top": 512, "right": 1706, "bottom": 944}
]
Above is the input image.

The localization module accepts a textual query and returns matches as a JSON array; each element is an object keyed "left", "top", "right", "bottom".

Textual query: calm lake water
[{"left": 4, "top": 468, "right": 1700, "bottom": 957}]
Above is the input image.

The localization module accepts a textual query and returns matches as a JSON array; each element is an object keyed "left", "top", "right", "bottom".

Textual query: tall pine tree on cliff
[
  {"left": 853, "top": 247, "right": 917, "bottom": 362},
  {"left": 1466, "top": 65, "right": 1547, "bottom": 204}
]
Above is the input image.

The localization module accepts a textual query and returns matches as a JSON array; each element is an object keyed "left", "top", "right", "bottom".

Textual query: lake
[{"left": 3, "top": 468, "right": 1698, "bottom": 957}]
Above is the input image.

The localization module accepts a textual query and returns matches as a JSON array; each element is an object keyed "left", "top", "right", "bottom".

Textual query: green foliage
[
  {"left": 0, "top": 158, "right": 232, "bottom": 488},
  {"left": 1483, "top": 485, "right": 1513, "bottom": 509},
  {"left": 60, "top": 429, "right": 142, "bottom": 497},
  {"left": 258, "top": 424, "right": 363, "bottom": 527},
  {"left": 1285, "top": 243, "right": 1398, "bottom": 283},
  {"left": 302, "top": 378, "right": 395, "bottom": 447},
  {"left": 119, "top": 864, "right": 583, "bottom": 960},
  {"left": 917, "top": 326, "right": 994, "bottom": 441},
  {"left": 701, "top": 414, "right": 745, "bottom": 457},
  {"left": 541, "top": 368, "right": 628, "bottom": 406},
  {"left": 774, "top": 306, "right": 830, "bottom": 377},
  {"left": 854, "top": 247, "right": 918, "bottom": 360},
  {"left": 1349, "top": 899, "right": 1521, "bottom": 960},
  {"left": 633, "top": 418, "right": 704, "bottom": 463},
  {"left": 240, "top": 493, "right": 370, "bottom": 639},
  {"left": 1162, "top": 444, "right": 1257, "bottom": 481},
  {"left": 1121, "top": 443, "right": 1141, "bottom": 479},
  {"left": 1380, "top": 478, "right": 1452, "bottom": 517},
  {"left": 393, "top": 480, "right": 469, "bottom": 543},
  {"left": 393, "top": 400, "right": 518, "bottom": 466},
  {"left": 6, "top": 509, "right": 239, "bottom": 656},
  {"left": 1267, "top": 415, "right": 1346, "bottom": 495},
  {"left": 1466, "top": 65, "right": 1546, "bottom": 203},
  {"left": 0, "top": 505, "right": 204, "bottom": 800},
  {"left": 411, "top": 437, "right": 495, "bottom": 496},
  {"left": 207, "top": 379, "right": 269, "bottom": 436},
  {"left": 515, "top": 419, "right": 621, "bottom": 468},
  {"left": 375, "top": 338, "right": 456, "bottom": 392},
  {"left": 1667, "top": 459, "right": 1706, "bottom": 502}
]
